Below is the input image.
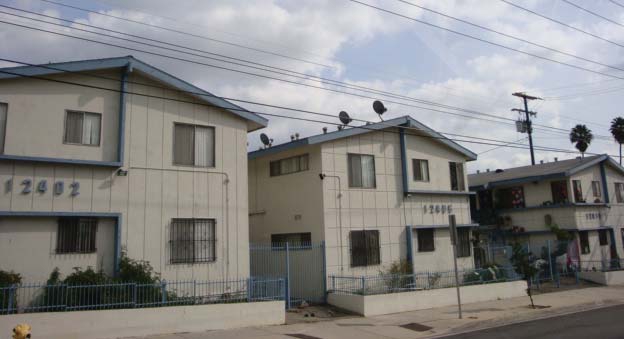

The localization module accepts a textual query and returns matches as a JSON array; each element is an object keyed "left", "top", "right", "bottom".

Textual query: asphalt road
[{"left": 443, "top": 304, "right": 624, "bottom": 339}]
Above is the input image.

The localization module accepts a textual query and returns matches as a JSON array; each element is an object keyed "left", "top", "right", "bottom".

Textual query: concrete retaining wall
[
  {"left": 0, "top": 301, "right": 284, "bottom": 339},
  {"left": 579, "top": 271, "right": 624, "bottom": 285},
  {"left": 328, "top": 280, "right": 527, "bottom": 316}
]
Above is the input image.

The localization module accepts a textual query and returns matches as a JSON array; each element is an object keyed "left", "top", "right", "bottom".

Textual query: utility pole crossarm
[{"left": 512, "top": 92, "right": 542, "bottom": 166}]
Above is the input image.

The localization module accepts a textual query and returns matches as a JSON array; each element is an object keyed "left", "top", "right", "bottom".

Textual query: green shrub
[
  {"left": 116, "top": 254, "right": 160, "bottom": 284},
  {"left": 0, "top": 270, "right": 21, "bottom": 312}
]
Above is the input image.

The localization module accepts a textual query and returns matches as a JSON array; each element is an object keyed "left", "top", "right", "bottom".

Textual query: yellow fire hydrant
[{"left": 12, "top": 324, "right": 31, "bottom": 339}]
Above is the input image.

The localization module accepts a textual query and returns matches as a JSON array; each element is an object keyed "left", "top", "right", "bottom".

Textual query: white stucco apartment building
[
  {"left": 248, "top": 116, "right": 478, "bottom": 276},
  {"left": 0, "top": 56, "right": 267, "bottom": 283},
  {"left": 469, "top": 155, "right": 624, "bottom": 269}
]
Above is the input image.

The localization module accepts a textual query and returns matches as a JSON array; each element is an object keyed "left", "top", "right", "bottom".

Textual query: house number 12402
[{"left": 12, "top": 179, "right": 79, "bottom": 196}]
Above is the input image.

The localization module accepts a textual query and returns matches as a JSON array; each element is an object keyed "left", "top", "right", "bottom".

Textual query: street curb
[{"left": 424, "top": 300, "right": 624, "bottom": 338}]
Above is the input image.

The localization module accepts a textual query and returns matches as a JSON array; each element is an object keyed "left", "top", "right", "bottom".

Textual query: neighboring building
[
  {"left": 248, "top": 116, "right": 477, "bottom": 276},
  {"left": 469, "top": 155, "right": 624, "bottom": 268},
  {"left": 0, "top": 56, "right": 267, "bottom": 282}
]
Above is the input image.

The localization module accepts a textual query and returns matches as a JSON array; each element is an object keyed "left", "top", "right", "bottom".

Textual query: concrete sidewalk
[{"left": 128, "top": 285, "right": 624, "bottom": 339}]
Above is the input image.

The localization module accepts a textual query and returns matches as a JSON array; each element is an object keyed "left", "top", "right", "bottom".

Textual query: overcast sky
[{"left": 2, "top": 0, "right": 624, "bottom": 172}]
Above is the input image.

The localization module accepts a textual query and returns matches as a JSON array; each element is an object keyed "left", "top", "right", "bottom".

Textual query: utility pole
[{"left": 512, "top": 92, "right": 542, "bottom": 166}]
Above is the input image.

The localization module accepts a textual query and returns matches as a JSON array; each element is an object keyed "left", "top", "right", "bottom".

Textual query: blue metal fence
[
  {"left": 330, "top": 266, "right": 520, "bottom": 296},
  {"left": 250, "top": 242, "right": 326, "bottom": 308},
  {"left": 0, "top": 278, "right": 284, "bottom": 315}
]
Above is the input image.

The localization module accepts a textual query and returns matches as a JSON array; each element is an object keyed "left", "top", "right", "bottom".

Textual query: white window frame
[
  {"left": 63, "top": 110, "right": 102, "bottom": 146},
  {"left": 348, "top": 153, "right": 376, "bottom": 189},
  {"left": 173, "top": 122, "right": 216, "bottom": 168},
  {"left": 413, "top": 159, "right": 430, "bottom": 182}
]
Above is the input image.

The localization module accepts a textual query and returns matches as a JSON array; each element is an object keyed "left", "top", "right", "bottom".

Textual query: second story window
[
  {"left": 496, "top": 186, "right": 525, "bottom": 209},
  {"left": 173, "top": 123, "right": 215, "bottom": 167},
  {"left": 551, "top": 180, "right": 569, "bottom": 204},
  {"left": 348, "top": 154, "right": 376, "bottom": 188},
  {"left": 449, "top": 162, "right": 465, "bottom": 191},
  {"left": 592, "top": 181, "right": 602, "bottom": 199},
  {"left": 64, "top": 111, "right": 101, "bottom": 146},
  {"left": 270, "top": 154, "right": 309, "bottom": 176},
  {"left": 573, "top": 180, "right": 584, "bottom": 203},
  {"left": 615, "top": 182, "right": 624, "bottom": 203},
  {"left": 413, "top": 159, "right": 430, "bottom": 181}
]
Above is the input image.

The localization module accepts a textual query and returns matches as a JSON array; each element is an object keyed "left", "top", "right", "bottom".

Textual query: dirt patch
[{"left": 286, "top": 305, "right": 357, "bottom": 324}]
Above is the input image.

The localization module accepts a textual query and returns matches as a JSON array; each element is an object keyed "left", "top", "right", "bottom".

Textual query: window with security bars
[
  {"left": 56, "top": 218, "right": 97, "bottom": 254},
  {"left": 599, "top": 229, "right": 609, "bottom": 246},
  {"left": 173, "top": 123, "right": 215, "bottom": 167},
  {"left": 456, "top": 228, "right": 471, "bottom": 257},
  {"left": 64, "top": 111, "right": 101, "bottom": 146},
  {"left": 349, "top": 230, "right": 380, "bottom": 267},
  {"left": 270, "top": 154, "right": 309, "bottom": 176},
  {"left": 170, "top": 219, "right": 216, "bottom": 264}
]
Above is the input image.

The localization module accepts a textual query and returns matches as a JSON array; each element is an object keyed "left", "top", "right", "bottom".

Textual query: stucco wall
[
  {"left": 248, "top": 145, "right": 325, "bottom": 244},
  {"left": 0, "top": 70, "right": 251, "bottom": 282},
  {"left": 412, "top": 228, "right": 474, "bottom": 272},
  {"left": 0, "top": 301, "right": 285, "bottom": 339},
  {"left": 0, "top": 217, "right": 115, "bottom": 282},
  {"left": 328, "top": 280, "right": 527, "bottom": 316},
  {"left": 579, "top": 270, "right": 624, "bottom": 285},
  {"left": 320, "top": 129, "right": 472, "bottom": 276}
]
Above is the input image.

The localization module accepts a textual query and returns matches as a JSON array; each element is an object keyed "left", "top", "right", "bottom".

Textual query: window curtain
[
  {"left": 194, "top": 126, "right": 215, "bottom": 167},
  {"left": 174, "top": 124, "right": 194, "bottom": 165},
  {"left": 65, "top": 111, "right": 83, "bottom": 144},
  {"left": 361, "top": 155, "right": 375, "bottom": 188},
  {"left": 456, "top": 163, "right": 465, "bottom": 190},
  {"left": 0, "top": 103, "right": 6, "bottom": 153},
  {"left": 349, "top": 154, "right": 362, "bottom": 187},
  {"left": 82, "top": 113, "right": 101, "bottom": 145}
]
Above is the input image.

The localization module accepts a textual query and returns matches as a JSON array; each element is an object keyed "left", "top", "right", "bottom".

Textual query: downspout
[
  {"left": 600, "top": 161, "right": 610, "bottom": 203},
  {"left": 113, "top": 215, "right": 122, "bottom": 276},
  {"left": 321, "top": 174, "right": 343, "bottom": 271},
  {"left": 399, "top": 124, "right": 409, "bottom": 196},
  {"left": 118, "top": 64, "right": 131, "bottom": 165}
]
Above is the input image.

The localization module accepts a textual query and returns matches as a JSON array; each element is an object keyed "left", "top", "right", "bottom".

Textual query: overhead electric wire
[
  {"left": 0, "top": 5, "right": 528, "bottom": 127},
  {"left": 0, "top": 59, "right": 607, "bottom": 157},
  {"left": 499, "top": 0, "right": 624, "bottom": 50},
  {"left": 478, "top": 137, "right": 527, "bottom": 155},
  {"left": 561, "top": 0, "right": 624, "bottom": 29},
  {"left": 0, "top": 17, "right": 596, "bottom": 140},
  {"left": 40, "top": 0, "right": 498, "bottom": 104},
  {"left": 610, "top": 0, "right": 624, "bottom": 9},
  {"left": 394, "top": 0, "right": 624, "bottom": 73},
  {"left": 38, "top": 0, "right": 333, "bottom": 70}
]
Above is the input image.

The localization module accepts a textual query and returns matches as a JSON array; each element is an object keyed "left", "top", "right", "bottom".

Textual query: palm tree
[
  {"left": 610, "top": 117, "right": 624, "bottom": 165},
  {"left": 569, "top": 124, "right": 593, "bottom": 158}
]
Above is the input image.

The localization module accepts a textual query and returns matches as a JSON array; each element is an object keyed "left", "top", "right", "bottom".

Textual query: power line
[
  {"left": 610, "top": 0, "right": 624, "bottom": 9},
  {"left": 479, "top": 137, "right": 527, "bottom": 155},
  {"left": 394, "top": 0, "right": 624, "bottom": 73},
  {"left": 561, "top": 0, "right": 624, "bottom": 29},
  {"left": 499, "top": 0, "right": 624, "bottom": 50},
  {"left": 0, "top": 59, "right": 606, "bottom": 157},
  {"left": 40, "top": 0, "right": 499, "bottom": 104},
  {"left": 0, "top": 12, "right": 614, "bottom": 140},
  {"left": 0, "top": 17, "right": 591, "bottom": 139}
]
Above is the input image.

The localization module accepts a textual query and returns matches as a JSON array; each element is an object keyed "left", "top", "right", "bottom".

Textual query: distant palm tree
[
  {"left": 610, "top": 117, "right": 624, "bottom": 165},
  {"left": 569, "top": 124, "right": 593, "bottom": 158}
]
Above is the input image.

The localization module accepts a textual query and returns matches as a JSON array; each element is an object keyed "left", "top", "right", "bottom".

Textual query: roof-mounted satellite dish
[
  {"left": 339, "top": 111, "right": 352, "bottom": 127},
  {"left": 373, "top": 100, "right": 387, "bottom": 121},
  {"left": 260, "top": 133, "right": 270, "bottom": 148}
]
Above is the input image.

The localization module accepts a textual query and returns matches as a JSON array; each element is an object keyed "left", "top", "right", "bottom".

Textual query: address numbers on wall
[{"left": 6, "top": 179, "right": 80, "bottom": 196}]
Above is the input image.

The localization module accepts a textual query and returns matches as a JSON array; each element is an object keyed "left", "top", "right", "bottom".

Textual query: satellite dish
[
  {"left": 373, "top": 100, "right": 387, "bottom": 117},
  {"left": 339, "top": 111, "right": 352, "bottom": 126},
  {"left": 260, "top": 133, "right": 270, "bottom": 147}
]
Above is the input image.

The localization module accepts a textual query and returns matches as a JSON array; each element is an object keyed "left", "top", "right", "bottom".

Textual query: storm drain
[
  {"left": 400, "top": 322, "right": 433, "bottom": 332},
  {"left": 336, "top": 323, "right": 375, "bottom": 327},
  {"left": 287, "top": 334, "right": 323, "bottom": 339}
]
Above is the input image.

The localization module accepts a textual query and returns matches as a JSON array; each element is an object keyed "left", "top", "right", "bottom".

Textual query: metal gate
[{"left": 250, "top": 242, "right": 326, "bottom": 309}]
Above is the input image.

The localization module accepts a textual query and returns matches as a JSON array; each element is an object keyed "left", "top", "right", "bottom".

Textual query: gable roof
[
  {"left": 0, "top": 56, "right": 268, "bottom": 132},
  {"left": 249, "top": 115, "right": 477, "bottom": 160},
  {"left": 468, "top": 154, "right": 624, "bottom": 189}
]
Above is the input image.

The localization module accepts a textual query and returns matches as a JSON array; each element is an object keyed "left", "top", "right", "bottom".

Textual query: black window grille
[
  {"left": 457, "top": 228, "right": 471, "bottom": 257},
  {"left": 170, "top": 219, "right": 216, "bottom": 264},
  {"left": 56, "top": 217, "right": 97, "bottom": 254},
  {"left": 417, "top": 228, "right": 435, "bottom": 252},
  {"left": 349, "top": 230, "right": 380, "bottom": 267}
]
